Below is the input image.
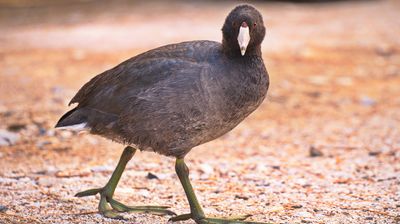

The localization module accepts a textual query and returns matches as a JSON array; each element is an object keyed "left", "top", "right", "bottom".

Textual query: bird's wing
[{"left": 69, "top": 41, "right": 220, "bottom": 116}]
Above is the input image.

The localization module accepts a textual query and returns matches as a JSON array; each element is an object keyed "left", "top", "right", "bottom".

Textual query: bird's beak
[{"left": 237, "top": 22, "right": 250, "bottom": 56}]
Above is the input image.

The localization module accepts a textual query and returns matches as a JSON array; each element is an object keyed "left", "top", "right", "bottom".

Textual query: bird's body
[
  {"left": 58, "top": 40, "right": 268, "bottom": 157},
  {"left": 56, "top": 5, "right": 270, "bottom": 223}
]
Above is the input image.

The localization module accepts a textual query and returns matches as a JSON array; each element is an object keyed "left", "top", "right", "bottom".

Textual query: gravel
[{"left": 0, "top": 0, "right": 399, "bottom": 223}]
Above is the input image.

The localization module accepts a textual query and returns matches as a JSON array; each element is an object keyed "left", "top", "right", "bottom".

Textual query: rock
[
  {"left": 137, "top": 189, "right": 150, "bottom": 198},
  {"left": 291, "top": 204, "right": 303, "bottom": 209},
  {"left": 295, "top": 211, "right": 313, "bottom": 218},
  {"left": 58, "top": 130, "right": 73, "bottom": 139},
  {"left": 368, "top": 151, "right": 381, "bottom": 156},
  {"left": 146, "top": 172, "right": 159, "bottom": 180},
  {"left": 271, "top": 165, "right": 280, "bottom": 170},
  {"left": 295, "top": 178, "right": 310, "bottom": 187},
  {"left": 39, "top": 127, "right": 48, "bottom": 136},
  {"left": 301, "top": 219, "right": 312, "bottom": 223},
  {"left": 7, "top": 123, "right": 26, "bottom": 132},
  {"left": 154, "top": 173, "right": 172, "bottom": 180},
  {"left": 269, "top": 205, "right": 284, "bottom": 213},
  {"left": 0, "top": 129, "right": 20, "bottom": 146},
  {"left": 0, "top": 205, "right": 8, "bottom": 212},
  {"left": 199, "top": 163, "right": 214, "bottom": 175},
  {"left": 375, "top": 45, "right": 394, "bottom": 57},
  {"left": 46, "top": 129, "right": 55, "bottom": 136},
  {"left": 90, "top": 165, "right": 113, "bottom": 173},
  {"left": 309, "top": 146, "right": 323, "bottom": 157},
  {"left": 235, "top": 195, "right": 249, "bottom": 200}
]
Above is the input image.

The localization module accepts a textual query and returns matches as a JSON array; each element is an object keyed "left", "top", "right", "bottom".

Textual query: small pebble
[
  {"left": 58, "top": 130, "right": 73, "bottom": 139},
  {"left": 368, "top": 151, "right": 380, "bottom": 156},
  {"left": 269, "top": 205, "right": 284, "bottom": 212},
  {"left": 0, "top": 205, "right": 8, "bottom": 212},
  {"left": 271, "top": 165, "right": 280, "bottom": 170},
  {"left": 295, "top": 211, "right": 313, "bottom": 218},
  {"left": 90, "top": 165, "right": 113, "bottom": 173},
  {"left": 137, "top": 189, "right": 150, "bottom": 198},
  {"left": 7, "top": 123, "right": 26, "bottom": 132},
  {"left": 146, "top": 172, "right": 159, "bottom": 180},
  {"left": 45, "top": 129, "right": 55, "bottom": 136},
  {"left": 309, "top": 146, "right": 323, "bottom": 157},
  {"left": 235, "top": 195, "right": 249, "bottom": 200},
  {"left": 0, "top": 129, "right": 20, "bottom": 146},
  {"left": 199, "top": 163, "right": 214, "bottom": 175}
]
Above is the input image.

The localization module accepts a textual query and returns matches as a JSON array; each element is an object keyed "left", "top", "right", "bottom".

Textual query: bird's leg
[
  {"left": 75, "top": 146, "right": 175, "bottom": 219},
  {"left": 171, "top": 158, "right": 269, "bottom": 224},
  {"left": 173, "top": 158, "right": 206, "bottom": 221}
]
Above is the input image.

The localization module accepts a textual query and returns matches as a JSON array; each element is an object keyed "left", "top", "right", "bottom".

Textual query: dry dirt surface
[{"left": 0, "top": 0, "right": 399, "bottom": 223}]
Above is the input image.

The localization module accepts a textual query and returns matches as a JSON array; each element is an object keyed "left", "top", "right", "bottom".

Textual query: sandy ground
[{"left": 0, "top": 0, "right": 399, "bottom": 223}]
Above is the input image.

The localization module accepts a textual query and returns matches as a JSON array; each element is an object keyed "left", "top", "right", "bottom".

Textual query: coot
[{"left": 56, "top": 4, "right": 269, "bottom": 224}]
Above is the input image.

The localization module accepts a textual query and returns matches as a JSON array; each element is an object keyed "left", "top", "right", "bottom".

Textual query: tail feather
[
  {"left": 55, "top": 107, "right": 118, "bottom": 133},
  {"left": 55, "top": 107, "right": 87, "bottom": 128}
]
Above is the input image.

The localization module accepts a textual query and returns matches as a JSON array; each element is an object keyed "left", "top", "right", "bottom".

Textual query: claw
[
  {"left": 107, "top": 197, "right": 176, "bottom": 215},
  {"left": 75, "top": 187, "right": 102, "bottom": 197},
  {"left": 169, "top": 213, "right": 268, "bottom": 224},
  {"left": 76, "top": 186, "right": 176, "bottom": 219},
  {"left": 201, "top": 216, "right": 269, "bottom": 224},
  {"left": 222, "top": 214, "right": 252, "bottom": 221},
  {"left": 169, "top": 213, "right": 192, "bottom": 222},
  {"left": 132, "top": 205, "right": 171, "bottom": 209},
  {"left": 72, "top": 147, "right": 177, "bottom": 219},
  {"left": 102, "top": 210, "right": 124, "bottom": 219}
]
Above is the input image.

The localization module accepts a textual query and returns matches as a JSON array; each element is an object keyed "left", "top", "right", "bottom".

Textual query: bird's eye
[
  {"left": 253, "top": 23, "right": 257, "bottom": 27},
  {"left": 232, "top": 22, "right": 237, "bottom": 27}
]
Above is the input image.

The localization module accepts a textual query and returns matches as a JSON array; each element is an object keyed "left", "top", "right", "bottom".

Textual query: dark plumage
[
  {"left": 56, "top": 4, "right": 269, "bottom": 223},
  {"left": 56, "top": 6, "right": 268, "bottom": 158}
]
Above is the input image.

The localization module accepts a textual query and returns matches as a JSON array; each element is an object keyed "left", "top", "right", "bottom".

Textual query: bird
[{"left": 56, "top": 4, "right": 269, "bottom": 224}]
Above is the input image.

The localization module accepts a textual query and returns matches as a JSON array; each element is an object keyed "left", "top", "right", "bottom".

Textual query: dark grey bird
[{"left": 56, "top": 4, "right": 269, "bottom": 224}]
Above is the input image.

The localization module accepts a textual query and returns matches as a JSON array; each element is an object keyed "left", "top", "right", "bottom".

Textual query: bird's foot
[
  {"left": 169, "top": 213, "right": 269, "bottom": 224},
  {"left": 75, "top": 187, "right": 176, "bottom": 219}
]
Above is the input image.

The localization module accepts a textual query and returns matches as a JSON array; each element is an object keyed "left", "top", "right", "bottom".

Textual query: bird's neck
[{"left": 222, "top": 40, "right": 262, "bottom": 59}]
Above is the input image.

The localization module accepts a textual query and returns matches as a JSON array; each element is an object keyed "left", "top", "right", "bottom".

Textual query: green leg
[
  {"left": 174, "top": 158, "right": 206, "bottom": 221},
  {"left": 75, "top": 146, "right": 176, "bottom": 219},
  {"left": 171, "top": 158, "right": 270, "bottom": 224}
]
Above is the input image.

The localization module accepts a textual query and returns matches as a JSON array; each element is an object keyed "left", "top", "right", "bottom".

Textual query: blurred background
[{"left": 0, "top": 0, "right": 399, "bottom": 223}]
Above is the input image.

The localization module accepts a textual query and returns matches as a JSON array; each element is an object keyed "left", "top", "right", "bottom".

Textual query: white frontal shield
[{"left": 237, "top": 26, "right": 250, "bottom": 56}]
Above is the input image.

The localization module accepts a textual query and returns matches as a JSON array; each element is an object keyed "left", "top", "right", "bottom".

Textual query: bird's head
[{"left": 222, "top": 5, "right": 266, "bottom": 57}]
